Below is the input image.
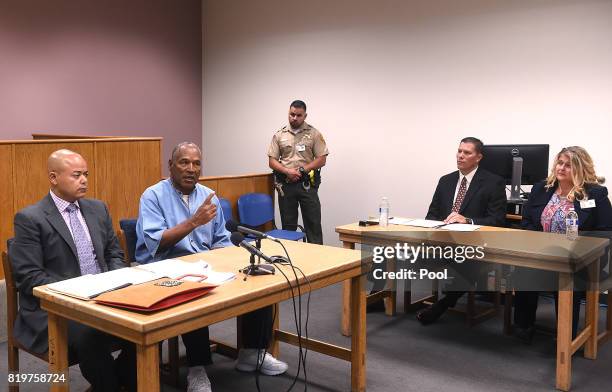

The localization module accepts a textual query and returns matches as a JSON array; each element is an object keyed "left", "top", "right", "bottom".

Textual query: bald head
[
  {"left": 48, "top": 149, "right": 89, "bottom": 202},
  {"left": 47, "top": 149, "right": 83, "bottom": 173}
]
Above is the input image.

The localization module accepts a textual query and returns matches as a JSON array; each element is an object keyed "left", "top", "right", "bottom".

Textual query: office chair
[
  {"left": 237, "top": 193, "right": 306, "bottom": 242},
  {"left": 219, "top": 197, "right": 234, "bottom": 222}
]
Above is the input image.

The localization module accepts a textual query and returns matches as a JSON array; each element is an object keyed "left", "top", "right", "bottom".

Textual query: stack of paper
[
  {"left": 47, "top": 267, "right": 161, "bottom": 300},
  {"left": 47, "top": 258, "right": 237, "bottom": 301}
]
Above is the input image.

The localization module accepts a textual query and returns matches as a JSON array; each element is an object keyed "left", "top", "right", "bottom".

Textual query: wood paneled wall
[
  {"left": 0, "top": 134, "right": 275, "bottom": 280},
  {"left": 199, "top": 172, "right": 274, "bottom": 220},
  {"left": 0, "top": 138, "right": 162, "bottom": 279}
]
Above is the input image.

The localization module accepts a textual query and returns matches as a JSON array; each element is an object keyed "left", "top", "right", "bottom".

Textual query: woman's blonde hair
[{"left": 545, "top": 146, "right": 605, "bottom": 201}]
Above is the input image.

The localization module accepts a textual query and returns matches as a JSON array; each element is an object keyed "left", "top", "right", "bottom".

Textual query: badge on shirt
[
  {"left": 296, "top": 144, "right": 306, "bottom": 152},
  {"left": 580, "top": 199, "right": 596, "bottom": 209}
]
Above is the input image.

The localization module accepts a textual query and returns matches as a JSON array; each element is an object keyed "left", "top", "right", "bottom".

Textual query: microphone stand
[{"left": 240, "top": 237, "right": 275, "bottom": 277}]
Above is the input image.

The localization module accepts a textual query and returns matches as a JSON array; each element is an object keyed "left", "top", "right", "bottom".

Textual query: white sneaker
[
  {"left": 235, "top": 349, "right": 288, "bottom": 376},
  {"left": 187, "top": 366, "right": 212, "bottom": 392}
]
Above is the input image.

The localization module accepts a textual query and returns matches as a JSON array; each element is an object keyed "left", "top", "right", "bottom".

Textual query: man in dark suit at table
[
  {"left": 416, "top": 137, "right": 507, "bottom": 325},
  {"left": 9, "top": 149, "right": 136, "bottom": 391}
]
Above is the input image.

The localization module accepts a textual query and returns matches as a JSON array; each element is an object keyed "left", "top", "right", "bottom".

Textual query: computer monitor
[{"left": 479, "top": 144, "right": 549, "bottom": 201}]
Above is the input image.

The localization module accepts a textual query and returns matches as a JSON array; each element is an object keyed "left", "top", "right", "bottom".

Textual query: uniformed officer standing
[{"left": 268, "top": 100, "right": 329, "bottom": 244}]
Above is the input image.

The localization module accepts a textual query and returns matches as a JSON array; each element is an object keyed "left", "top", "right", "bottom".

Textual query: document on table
[
  {"left": 389, "top": 218, "right": 445, "bottom": 228},
  {"left": 138, "top": 258, "right": 209, "bottom": 279},
  {"left": 203, "top": 269, "right": 236, "bottom": 285},
  {"left": 138, "top": 258, "right": 235, "bottom": 284},
  {"left": 47, "top": 267, "right": 162, "bottom": 300},
  {"left": 387, "top": 218, "right": 481, "bottom": 231},
  {"left": 439, "top": 223, "right": 481, "bottom": 231},
  {"left": 388, "top": 217, "right": 418, "bottom": 226}
]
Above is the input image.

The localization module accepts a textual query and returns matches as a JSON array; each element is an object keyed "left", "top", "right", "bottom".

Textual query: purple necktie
[{"left": 66, "top": 203, "right": 101, "bottom": 275}]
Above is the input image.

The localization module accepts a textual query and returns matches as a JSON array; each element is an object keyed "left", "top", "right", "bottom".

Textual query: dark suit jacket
[
  {"left": 521, "top": 181, "right": 612, "bottom": 232},
  {"left": 426, "top": 167, "right": 507, "bottom": 227},
  {"left": 8, "top": 194, "right": 125, "bottom": 354}
]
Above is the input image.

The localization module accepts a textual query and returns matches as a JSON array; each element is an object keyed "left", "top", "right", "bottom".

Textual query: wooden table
[
  {"left": 34, "top": 240, "right": 369, "bottom": 392},
  {"left": 336, "top": 221, "right": 608, "bottom": 391}
]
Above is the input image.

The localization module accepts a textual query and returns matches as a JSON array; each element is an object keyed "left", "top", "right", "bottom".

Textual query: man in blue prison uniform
[{"left": 135, "top": 142, "right": 287, "bottom": 392}]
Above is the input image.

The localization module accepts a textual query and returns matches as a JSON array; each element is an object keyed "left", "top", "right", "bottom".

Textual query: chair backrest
[
  {"left": 0, "top": 239, "right": 49, "bottom": 365},
  {"left": 119, "top": 219, "right": 138, "bottom": 263},
  {"left": 219, "top": 197, "right": 234, "bottom": 222},
  {"left": 2, "top": 249, "right": 17, "bottom": 346},
  {"left": 237, "top": 193, "right": 275, "bottom": 228}
]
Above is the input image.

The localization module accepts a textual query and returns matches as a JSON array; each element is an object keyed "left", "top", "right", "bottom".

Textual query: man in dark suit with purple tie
[{"left": 9, "top": 149, "right": 136, "bottom": 391}]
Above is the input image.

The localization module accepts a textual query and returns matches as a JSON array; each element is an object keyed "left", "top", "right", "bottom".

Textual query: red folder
[{"left": 95, "top": 278, "right": 217, "bottom": 312}]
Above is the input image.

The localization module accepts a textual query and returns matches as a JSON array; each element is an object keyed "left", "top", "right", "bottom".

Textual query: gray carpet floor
[{"left": 1, "top": 282, "right": 611, "bottom": 392}]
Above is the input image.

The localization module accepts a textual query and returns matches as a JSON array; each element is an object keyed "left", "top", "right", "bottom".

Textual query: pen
[
  {"left": 90, "top": 282, "right": 132, "bottom": 299},
  {"left": 433, "top": 222, "right": 457, "bottom": 229}
]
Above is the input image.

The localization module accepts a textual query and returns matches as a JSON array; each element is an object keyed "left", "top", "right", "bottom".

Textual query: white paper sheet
[
  {"left": 391, "top": 218, "right": 446, "bottom": 228},
  {"left": 438, "top": 223, "right": 482, "bottom": 231},
  {"left": 138, "top": 259, "right": 209, "bottom": 279}
]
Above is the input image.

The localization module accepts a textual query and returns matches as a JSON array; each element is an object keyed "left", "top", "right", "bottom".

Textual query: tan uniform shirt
[{"left": 267, "top": 122, "right": 329, "bottom": 169}]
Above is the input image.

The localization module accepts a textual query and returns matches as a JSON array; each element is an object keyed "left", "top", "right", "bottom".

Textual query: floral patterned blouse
[{"left": 540, "top": 193, "right": 574, "bottom": 233}]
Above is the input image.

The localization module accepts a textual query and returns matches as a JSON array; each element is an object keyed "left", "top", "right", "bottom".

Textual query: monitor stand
[
  {"left": 508, "top": 156, "right": 523, "bottom": 202},
  {"left": 507, "top": 157, "right": 526, "bottom": 215}
]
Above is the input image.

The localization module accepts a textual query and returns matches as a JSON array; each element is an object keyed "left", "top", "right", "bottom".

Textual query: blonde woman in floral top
[{"left": 514, "top": 146, "right": 612, "bottom": 343}]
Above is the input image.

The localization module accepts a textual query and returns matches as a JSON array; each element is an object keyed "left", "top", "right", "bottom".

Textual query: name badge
[
  {"left": 296, "top": 144, "right": 306, "bottom": 152},
  {"left": 580, "top": 199, "right": 596, "bottom": 209}
]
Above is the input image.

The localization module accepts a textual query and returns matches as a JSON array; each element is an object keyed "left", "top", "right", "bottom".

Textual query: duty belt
[{"left": 273, "top": 169, "right": 321, "bottom": 195}]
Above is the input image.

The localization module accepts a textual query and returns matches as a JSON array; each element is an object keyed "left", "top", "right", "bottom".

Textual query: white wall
[{"left": 202, "top": 0, "right": 612, "bottom": 245}]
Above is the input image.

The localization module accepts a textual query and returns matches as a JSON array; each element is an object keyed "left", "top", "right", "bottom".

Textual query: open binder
[{"left": 95, "top": 278, "right": 217, "bottom": 312}]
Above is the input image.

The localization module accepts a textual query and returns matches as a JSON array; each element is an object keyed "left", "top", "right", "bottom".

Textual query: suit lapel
[
  {"left": 445, "top": 171, "right": 460, "bottom": 214},
  {"left": 43, "top": 195, "right": 78, "bottom": 259},
  {"left": 80, "top": 200, "right": 106, "bottom": 271},
  {"left": 459, "top": 169, "right": 482, "bottom": 214},
  {"left": 574, "top": 199, "right": 592, "bottom": 228}
]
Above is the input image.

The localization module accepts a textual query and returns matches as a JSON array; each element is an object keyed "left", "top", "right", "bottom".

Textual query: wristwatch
[
  {"left": 298, "top": 167, "right": 306, "bottom": 176},
  {"left": 465, "top": 218, "right": 473, "bottom": 224}
]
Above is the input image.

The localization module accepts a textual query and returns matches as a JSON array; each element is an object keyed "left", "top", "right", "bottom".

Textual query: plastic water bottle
[
  {"left": 566, "top": 208, "right": 579, "bottom": 241},
  {"left": 379, "top": 197, "right": 390, "bottom": 227}
]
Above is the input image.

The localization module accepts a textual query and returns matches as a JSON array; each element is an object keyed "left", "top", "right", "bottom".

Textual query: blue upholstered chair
[{"left": 237, "top": 193, "right": 306, "bottom": 242}]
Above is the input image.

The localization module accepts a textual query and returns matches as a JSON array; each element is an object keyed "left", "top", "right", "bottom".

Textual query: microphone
[
  {"left": 226, "top": 220, "right": 278, "bottom": 242},
  {"left": 230, "top": 232, "right": 273, "bottom": 263}
]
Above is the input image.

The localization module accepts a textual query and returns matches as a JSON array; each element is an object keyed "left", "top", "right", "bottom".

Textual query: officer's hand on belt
[{"left": 285, "top": 167, "right": 301, "bottom": 182}]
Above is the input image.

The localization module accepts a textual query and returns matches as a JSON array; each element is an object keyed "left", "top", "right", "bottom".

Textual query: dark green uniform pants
[{"left": 278, "top": 182, "right": 323, "bottom": 244}]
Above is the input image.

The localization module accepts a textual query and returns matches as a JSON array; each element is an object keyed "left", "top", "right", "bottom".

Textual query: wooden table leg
[
  {"left": 384, "top": 258, "right": 396, "bottom": 316},
  {"left": 342, "top": 241, "right": 356, "bottom": 337},
  {"left": 350, "top": 274, "right": 366, "bottom": 392},
  {"left": 137, "top": 343, "right": 160, "bottom": 392},
  {"left": 556, "top": 272, "right": 573, "bottom": 391},
  {"left": 584, "top": 258, "right": 600, "bottom": 359},
  {"left": 48, "top": 313, "right": 69, "bottom": 392},
  {"left": 270, "top": 303, "right": 280, "bottom": 358}
]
